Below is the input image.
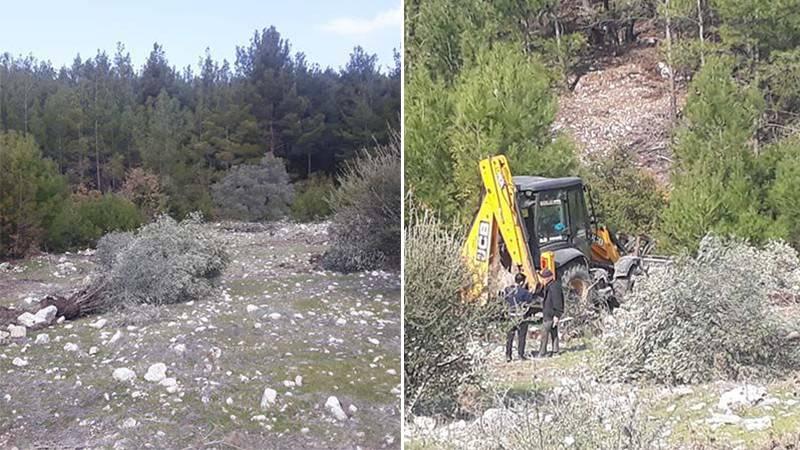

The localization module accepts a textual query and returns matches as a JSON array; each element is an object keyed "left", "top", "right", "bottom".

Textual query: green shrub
[
  {"left": 100, "top": 213, "right": 229, "bottom": 309},
  {"left": 597, "top": 235, "right": 800, "bottom": 385},
  {"left": 583, "top": 147, "right": 666, "bottom": 236},
  {"left": 46, "top": 192, "right": 143, "bottom": 252},
  {"left": 0, "top": 131, "right": 67, "bottom": 258},
  {"left": 211, "top": 154, "right": 293, "bottom": 221},
  {"left": 290, "top": 175, "right": 334, "bottom": 222},
  {"left": 404, "top": 203, "right": 502, "bottom": 417},
  {"left": 321, "top": 134, "right": 401, "bottom": 272}
]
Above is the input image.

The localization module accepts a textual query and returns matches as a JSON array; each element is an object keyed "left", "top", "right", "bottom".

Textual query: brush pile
[
  {"left": 43, "top": 213, "right": 229, "bottom": 319},
  {"left": 597, "top": 235, "right": 800, "bottom": 385}
]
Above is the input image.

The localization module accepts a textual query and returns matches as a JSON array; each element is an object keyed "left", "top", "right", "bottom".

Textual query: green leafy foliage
[
  {"left": 45, "top": 191, "right": 143, "bottom": 252},
  {"left": 405, "top": 42, "right": 578, "bottom": 222},
  {"left": 78, "top": 214, "right": 229, "bottom": 315},
  {"left": 598, "top": 235, "right": 800, "bottom": 384},
  {"left": 584, "top": 148, "right": 666, "bottom": 236},
  {"left": 404, "top": 203, "right": 502, "bottom": 416},
  {"left": 658, "top": 58, "right": 774, "bottom": 253},
  {"left": 404, "top": 69, "right": 458, "bottom": 217},
  {"left": 0, "top": 28, "right": 398, "bottom": 223},
  {"left": 322, "top": 135, "right": 401, "bottom": 272},
  {"left": 0, "top": 131, "right": 68, "bottom": 258},
  {"left": 290, "top": 174, "right": 334, "bottom": 222},
  {"left": 450, "top": 44, "right": 577, "bottom": 213},
  {"left": 211, "top": 154, "right": 294, "bottom": 222}
]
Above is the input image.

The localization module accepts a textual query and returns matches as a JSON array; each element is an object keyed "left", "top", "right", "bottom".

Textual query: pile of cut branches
[{"left": 44, "top": 213, "right": 229, "bottom": 319}]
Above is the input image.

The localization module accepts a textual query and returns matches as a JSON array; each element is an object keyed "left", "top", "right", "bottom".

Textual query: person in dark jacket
[
  {"left": 504, "top": 273, "right": 534, "bottom": 362},
  {"left": 537, "top": 268, "right": 564, "bottom": 357}
]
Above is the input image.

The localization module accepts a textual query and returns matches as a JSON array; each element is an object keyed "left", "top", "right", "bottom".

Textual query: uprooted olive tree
[
  {"left": 42, "top": 213, "right": 229, "bottom": 318},
  {"left": 597, "top": 234, "right": 800, "bottom": 385}
]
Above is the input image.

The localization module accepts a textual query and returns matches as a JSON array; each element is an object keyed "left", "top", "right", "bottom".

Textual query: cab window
[
  {"left": 568, "top": 188, "right": 588, "bottom": 239},
  {"left": 536, "top": 191, "right": 568, "bottom": 244}
]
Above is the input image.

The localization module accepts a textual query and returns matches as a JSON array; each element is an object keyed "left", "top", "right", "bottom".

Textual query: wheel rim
[{"left": 568, "top": 278, "right": 590, "bottom": 303}]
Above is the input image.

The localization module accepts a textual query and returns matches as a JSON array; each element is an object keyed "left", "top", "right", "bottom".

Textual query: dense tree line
[
  {"left": 0, "top": 26, "right": 399, "bottom": 258},
  {"left": 406, "top": 0, "right": 800, "bottom": 252},
  {"left": 0, "top": 26, "right": 399, "bottom": 214}
]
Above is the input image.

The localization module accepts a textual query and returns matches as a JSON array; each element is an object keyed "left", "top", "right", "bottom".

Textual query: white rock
[
  {"left": 107, "top": 330, "right": 123, "bottom": 345},
  {"left": 0, "top": 330, "right": 9, "bottom": 340},
  {"left": 741, "top": 416, "right": 772, "bottom": 431},
  {"left": 8, "top": 325, "right": 26, "bottom": 338},
  {"left": 12, "top": 357, "right": 28, "bottom": 367},
  {"left": 295, "top": 375, "right": 303, "bottom": 387},
  {"left": 482, "top": 408, "right": 515, "bottom": 428},
  {"left": 144, "top": 363, "right": 167, "bottom": 382},
  {"left": 35, "top": 333, "right": 50, "bottom": 344},
  {"left": 689, "top": 402, "right": 707, "bottom": 411},
  {"left": 122, "top": 418, "right": 138, "bottom": 428},
  {"left": 160, "top": 377, "right": 177, "bottom": 388},
  {"left": 367, "top": 338, "right": 380, "bottom": 345},
  {"left": 706, "top": 413, "right": 742, "bottom": 428},
  {"left": 251, "top": 415, "right": 267, "bottom": 421},
  {"left": 413, "top": 416, "right": 435, "bottom": 431},
  {"left": 283, "top": 380, "right": 296, "bottom": 388},
  {"left": 335, "top": 318, "right": 347, "bottom": 326},
  {"left": 260, "top": 388, "right": 278, "bottom": 409},
  {"left": 325, "top": 396, "right": 348, "bottom": 421},
  {"left": 246, "top": 304, "right": 260, "bottom": 314},
  {"left": 63, "top": 342, "right": 79, "bottom": 352},
  {"left": 89, "top": 346, "right": 98, "bottom": 355},
  {"left": 113, "top": 367, "right": 136, "bottom": 382},
  {"left": 34, "top": 306, "right": 57, "bottom": 324},
  {"left": 348, "top": 404, "right": 358, "bottom": 414},
  {"left": 718, "top": 384, "right": 767, "bottom": 411},
  {"left": 564, "top": 436, "right": 576, "bottom": 447},
  {"left": 268, "top": 312, "right": 281, "bottom": 320},
  {"left": 226, "top": 397, "right": 234, "bottom": 405},
  {"left": 17, "top": 312, "right": 38, "bottom": 328},
  {"left": 89, "top": 318, "right": 107, "bottom": 329},
  {"left": 173, "top": 343, "right": 186, "bottom": 354}
]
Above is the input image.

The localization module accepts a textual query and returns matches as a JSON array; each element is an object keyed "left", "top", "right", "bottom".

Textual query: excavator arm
[{"left": 463, "top": 156, "right": 549, "bottom": 300}]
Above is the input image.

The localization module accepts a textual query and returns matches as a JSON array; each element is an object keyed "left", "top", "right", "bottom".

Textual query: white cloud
[{"left": 321, "top": 5, "right": 401, "bottom": 35}]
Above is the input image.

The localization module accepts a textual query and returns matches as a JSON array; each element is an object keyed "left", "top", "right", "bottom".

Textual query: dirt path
[{"left": 0, "top": 222, "right": 401, "bottom": 449}]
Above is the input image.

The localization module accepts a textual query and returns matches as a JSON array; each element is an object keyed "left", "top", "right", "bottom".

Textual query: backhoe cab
[{"left": 464, "top": 155, "right": 642, "bottom": 307}]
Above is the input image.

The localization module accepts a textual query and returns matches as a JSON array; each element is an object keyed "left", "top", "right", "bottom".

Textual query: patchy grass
[{"left": 0, "top": 222, "right": 400, "bottom": 449}]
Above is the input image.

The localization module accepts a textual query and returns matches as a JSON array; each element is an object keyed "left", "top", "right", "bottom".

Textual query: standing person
[
  {"left": 504, "top": 273, "right": 534, "bottom": 362},
  {"left": 537, "top": 269, "right": 564, "bottom": 358}
]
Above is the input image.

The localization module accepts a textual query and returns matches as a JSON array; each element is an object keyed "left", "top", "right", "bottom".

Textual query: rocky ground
[
  {"left": 406, "top": 330, "right": 800, "bottom": 450},
  {"left": 0, "top": 221, "right": 401, "bottom": 449},
  {"left": 554, "top": 44, "right": 687, "bottom": 185}
]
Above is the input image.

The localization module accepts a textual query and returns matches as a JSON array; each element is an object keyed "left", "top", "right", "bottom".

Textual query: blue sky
[{"left": 0, "top": 0, "right": 401, "bottom": 73}]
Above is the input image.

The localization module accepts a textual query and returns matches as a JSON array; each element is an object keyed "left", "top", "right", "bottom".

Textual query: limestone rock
[{"left": 144, "top": 363, "right": 167, "bottom": 382}]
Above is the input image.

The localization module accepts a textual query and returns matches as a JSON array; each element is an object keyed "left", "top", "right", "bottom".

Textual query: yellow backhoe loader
[{"left": 463, "top": 155, "right": 645, "bottom": 307}]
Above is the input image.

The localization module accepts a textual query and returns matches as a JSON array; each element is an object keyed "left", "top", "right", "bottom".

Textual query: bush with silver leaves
[
  {"left": 597, "top": 234, "right": 800, "bottom": 384},
  {"left": 211, "top": 153, "right": 294, "bottom": 222},
  {"left": 102, "top": 213, "right": 228, "bottom": 308},
  {"left": 410, "top": 380, "right": 665, "bottom": 450},
  {"left": 75, "top": 213, "right": 229, "bottom": 315},
  {"left": 95, "top": 231, "right": 134, "bottom": 270},
  {"left": 322, "top": 133, "right": 401, "bottom": 272},
  {"left": 404, "top": 204, "right": 502, "bottom": 417}
]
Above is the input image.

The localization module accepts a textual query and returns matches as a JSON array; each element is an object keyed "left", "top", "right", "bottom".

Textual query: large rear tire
[{"left": 558, "top": 262, "right": 591, "bottom": 304}]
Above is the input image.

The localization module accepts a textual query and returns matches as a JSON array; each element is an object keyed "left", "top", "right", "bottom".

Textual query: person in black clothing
[
  {"left": 504, "top": 273, "right": 534, "bottom": 362},
  {"left": 537, "top": 268, "right": 564, "bottom": 358}
]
